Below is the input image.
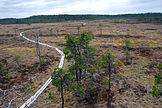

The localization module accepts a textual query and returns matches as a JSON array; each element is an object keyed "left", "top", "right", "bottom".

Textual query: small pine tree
[
  {"left": 13, "top": 55, "right": 21, "bottom": 69},
  {"left": 150, "top": 63, "right": 162, "bottom": 97},
  {"left": 48, "top": 92, "right": 53, "bottom": 99},
  {"left": 100, "top": 49, "right": 114, "bottom": 108},
  {"left": 99, "top": 24, "right": 102, "bottom": 35},
  {"left": 63, "top": 34, "right": 79, "bottom": 81},
  {"left": 63, "top": 32, "right": 92, "bottom": 81},
  {"left": 0, "top": 62, "right": 9, "bottom": 81},
  {"left": 49, "top": 28, "right": 53, "bottom": 35},
  {"left": 40, "top": 58, "right": 45, "bottom": 66},
  {"left": 13, "top": 27, "right": 18, "bottom": 36},
  {"left": 123, "top": 38, "right": 131, "bottom": 64},
  {"left": 56, "top": 28, "right": 59, "bottom": 36},
  {"left": 51, "top": 68, "right": 72, "bottom": 108},
  {"left": 77, "top": 26, "right": 81, "bottom": 34},
  {"left": 35, "top": 35, "right": 41, "bottom": 63}
]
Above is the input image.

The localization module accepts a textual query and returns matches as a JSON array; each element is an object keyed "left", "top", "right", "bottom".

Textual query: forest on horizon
[{"left": 0, "top": 13, "right": 162, "bottom": 24}]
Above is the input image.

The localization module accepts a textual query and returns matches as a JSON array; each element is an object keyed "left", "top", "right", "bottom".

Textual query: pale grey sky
[{"left": 0, "top": 0, "right": 162, "bottom": 18}]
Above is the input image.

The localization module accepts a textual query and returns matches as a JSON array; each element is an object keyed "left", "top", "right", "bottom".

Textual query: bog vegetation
[
  {"left": 51, "top": 32, "right": 161, "bottom": 108},
  {"left": 0, "top": 15, "right": 161, "bottom": 108}
]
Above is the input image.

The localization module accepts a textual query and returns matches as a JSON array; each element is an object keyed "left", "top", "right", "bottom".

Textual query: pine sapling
[
  {"left": 13, "top": 55, "right": 21, "bottom": 69},
  {"left": 100, "top": 49, "right": 114, "bottom": 108},
  {"left": 0, "top": 62, "right": 9, "bottom": 81},
  {"left": 35, "top": 35, "right": 41, "bottom": 63},
  {"left": 123, "top": 38, "right": 131, "bottom": 64},
  {"left": 77, "top": 26, "right": 81, "bottom": 34},
  {"left": 51, "top": 68, "right": 72, "bottom": 108},
  {"left": 99, "top": 24, "right": 102, "bottom": 35},
  {"left": 150, "top": 63, "right": 162, "bottom": 97}
]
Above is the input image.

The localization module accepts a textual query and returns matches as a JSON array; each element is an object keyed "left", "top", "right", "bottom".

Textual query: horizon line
[{"left": 0, "top": 12, "right": 161, "bottom": 19}]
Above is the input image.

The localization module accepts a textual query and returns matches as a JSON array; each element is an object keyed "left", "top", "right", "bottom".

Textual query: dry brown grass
[{"left": 0, "top": 19, "right": 161, "bottom": 108}]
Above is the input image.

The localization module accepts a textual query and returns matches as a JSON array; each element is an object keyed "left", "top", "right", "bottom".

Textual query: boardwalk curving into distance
[{"left": 19, "top": 32, "right": 65, "bottom": 108}]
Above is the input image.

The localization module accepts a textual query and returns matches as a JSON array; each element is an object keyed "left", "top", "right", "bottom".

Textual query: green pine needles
[
  {"left": 150, "top": 63, "right": 162, "bottom": 97},
  {"left": 63, "top": 31, "right": 92, "bottom": 81},
  {"left": 13, "top": 55, "right": 21, "bottom": 69},
  {"left": 123, "top": 38, "right": 131, "bottom": 64},
  {"left": 0, "top": 62, "right": 9, "bottom": 80},
  {"left": 51, "top": 67, "right": 72, "bottom": 108},
  {"left": 99, "top": 49, "right": 114, "bottom": 107}
]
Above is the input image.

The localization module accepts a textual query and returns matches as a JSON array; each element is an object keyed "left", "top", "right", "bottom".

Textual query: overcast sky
[{"left": 0, "top": 0, "right": 162, "bottom": 18}]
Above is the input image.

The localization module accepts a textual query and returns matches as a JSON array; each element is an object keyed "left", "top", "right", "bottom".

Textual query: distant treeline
[
  {"left": 0, "top": 13, "right": 162, "bottom": 24},
  {"left": 138, "top": 17, "right": 162, "bottom": 23}
]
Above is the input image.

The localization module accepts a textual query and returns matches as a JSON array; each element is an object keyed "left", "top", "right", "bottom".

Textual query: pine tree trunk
[
  {"left": 35, "top": 36, "right": 41, "bottom": 63},
  {"left": 61, "top": 81, "right": 64, "bottom": 108},
  {"left": 75, "top": 61, "right": 79, "bottom": 81},
  {"left": 74, "top": 51, "right": 79, "bottom": 81},
  {"left": 100, "top": 28, "right": 102, "bottom": 35},
  {"left": 79, "top": 68, "right": 82, "bottom": 81},
  {"left": 76, "top": 67, "right": 79, "bottom": 81},
  {"left": 78, "top": 49, "right": 82, "bottom": 81},
  {"left": 107, "top": 62, "right": 111, "bottom": 108},
  {"left": 126, "top": 43, "right": 130, "bottom": 64}
]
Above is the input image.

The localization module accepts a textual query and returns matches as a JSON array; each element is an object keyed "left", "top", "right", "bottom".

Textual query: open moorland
[{"left": 0, "top": 19, "right": 162, "bottom": 108}]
